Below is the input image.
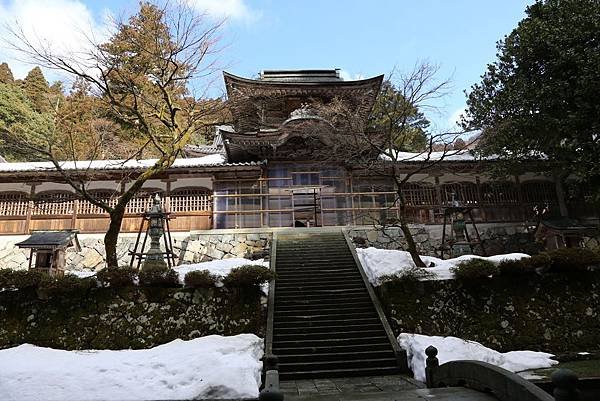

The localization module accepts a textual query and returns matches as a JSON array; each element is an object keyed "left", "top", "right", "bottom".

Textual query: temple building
[{"left": 0, "top": 69, "right": 596, "bottom": 236}]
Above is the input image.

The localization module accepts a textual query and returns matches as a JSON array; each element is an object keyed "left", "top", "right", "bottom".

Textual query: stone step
[
  {"left": 273, "top": 321, "right": 383, "bottom": 334},
  {"left": 276, "top": 279, "right": 365, "bottom": 289},
  {"left": 278, "top": 366, "right": 400, "bottom": 381},
  {"left": 275, "top": 300, "right": 373, "bottom": 312},
  {"left": 275, "top": 297, "right": 375, "bottom": 308},
  {"left": 276, "top": 290, "right": 368, "bottom": 300},
  {"left": 274, "top": 329, "right": 386, "bottom": 341},
  {"left": 275, "top": 301, "right": 375, "bottom": 317},
  {"left": 275, "top": 350, "right": 396, "bottom": 364},
  {"left": 273, "top": 334, "right": 388, "bottom": 349},
  {"left": 274, "top": 342, "right": 393, "bottom": 355},
  {"left": 279, "top": 357, "right": 397, "bottom": 371},
  {"left": 274, "top": 316, "right": 381, "bottom": 329}
]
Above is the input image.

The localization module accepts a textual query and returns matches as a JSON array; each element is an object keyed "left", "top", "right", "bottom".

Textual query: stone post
[
  {"left": 552, "top": 369, "right": 580, "bottom": 401},
  {"left": 425, "top": 345, "right": 439, "bottom": 388}
]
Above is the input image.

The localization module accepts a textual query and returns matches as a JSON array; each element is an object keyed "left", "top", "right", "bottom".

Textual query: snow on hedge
[
  {"left": 175, "top": 258, "right": 270, "bottom": 285},
  {"left": 356, "top": 247, "right": 529, "bottom": 285},
  {"left": 399, "top": 333, "right": 558, "bottom": 382},
  {"left": 0, "top": 334, "right": 263, "bottom": 401}
]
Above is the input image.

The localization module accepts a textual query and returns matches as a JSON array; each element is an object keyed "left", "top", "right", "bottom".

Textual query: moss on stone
[
  {"left": 378, "top": 272, "right": 600, "bottom": 353},
  {"left": 0, "top": 287, "right": 264, "bottom": 350}
]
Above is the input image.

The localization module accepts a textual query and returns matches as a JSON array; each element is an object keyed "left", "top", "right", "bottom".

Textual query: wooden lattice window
[
  {"left": 78, "top": 190, "right": 118, "bottom": 215},
  {"left": 521, "top": 181, "right": 557, "bottom": 204},
  {"left": 401, "top": 183, "right": 437, "bottom": 206},
  {"left": 125, "top": 188, "right": 164, "bottom": 214},
  {"left": 441, "top": 182, "right": 479, "bottom": 205},
  {"left": 0, "top": 192, "right": 29, "bottom": 216},
  {"left": 480, "top": 182, "right": 519, "bottom": 205},
  {"left": 33, "top": 191, "right": 75, "bottom": 215},
  {"left": 169, "top": 187, "right": 212, "bottom": 212}
]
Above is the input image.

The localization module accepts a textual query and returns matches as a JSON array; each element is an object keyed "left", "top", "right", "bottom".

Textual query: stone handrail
[
  {"left": 259, "top": 232, "right": 284, "bottom": 400},
  {"left": 425, "top": 345, "right": 580, "bottom": 401}
]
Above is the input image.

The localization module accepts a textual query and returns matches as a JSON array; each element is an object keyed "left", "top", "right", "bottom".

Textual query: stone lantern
[{"left": 129, "top": 194, "right": 176, "bottom": 269}]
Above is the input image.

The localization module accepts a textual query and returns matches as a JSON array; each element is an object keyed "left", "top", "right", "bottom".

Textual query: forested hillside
[{"left": 0, "top": 62, "right": 228, "bottom": 162}]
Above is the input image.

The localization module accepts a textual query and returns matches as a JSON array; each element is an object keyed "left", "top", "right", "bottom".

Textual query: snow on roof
[
  {"left": 379, "top": 149, "right": 483, "bottom": 162},
  {"left": 0, "top": 154, "right": 261, "bottom": 173}
]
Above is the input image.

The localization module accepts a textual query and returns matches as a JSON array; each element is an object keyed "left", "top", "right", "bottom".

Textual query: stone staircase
[{"left": 272, "top": 230, "right": 400, "bottom": 380}]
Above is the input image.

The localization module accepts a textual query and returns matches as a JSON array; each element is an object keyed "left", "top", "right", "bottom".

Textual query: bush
[
  {"left": 497, "top": 254, "right": 550, "bottom": 276},
  {"left": 379, "top": 268, "right": 436, "bottom": 284},
  {"left": 546, "top": 248, "right": 600, "bottom": 272},
  {"left": 453, "top": 258, "right": 499, "bottom": 280},
  {"left": 223, "top": 265, "right": 274, "bottom": 289},
  {"left": 96, "top": 267, "right": 137, "bottom": 288},
  {"left": 184, "top": 270, "right": 218, "bottom": 289},
  {"left": 37, "top": 273, "right": 96, "bottom": 295},
  {"left": 0, "top": 269, "right": 45, "bottom": 290},
  {"left": 138, "top": 265, "right": 180, "bottom": 288}
]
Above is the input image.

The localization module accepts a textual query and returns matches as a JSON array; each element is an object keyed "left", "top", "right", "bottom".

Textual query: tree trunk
[
  {"left": 398, "top": 198, "right": 426, "bottom": 267},
  {"left": 104, "top": 207, "right": 126, "bottom": 268}
]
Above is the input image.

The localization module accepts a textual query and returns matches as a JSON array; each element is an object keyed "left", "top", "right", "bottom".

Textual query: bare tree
[
  {"left": 2, "top": 2, "right": 224, "bottom": 267},
  {"left": 308, "top": 63, "right": 473, "bottom": 266}
]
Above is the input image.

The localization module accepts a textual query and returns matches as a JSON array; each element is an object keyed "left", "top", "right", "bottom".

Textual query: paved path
[{"left": 281, "top": 375, "right": 497, "bottom": 401}]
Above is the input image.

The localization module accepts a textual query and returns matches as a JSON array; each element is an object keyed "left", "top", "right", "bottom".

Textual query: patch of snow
[
  {"left": 0, "top": 155, "right": 227, "bottom": 173},
  {"left": 174, "top": 258, "right": 269, "bottom": 285},
  {"left": 0, "top": 334, "right": 263, "bottom": 401},
  {"left": 398, "top": 333, "right": 558, "bottom": 382},
  {"left": 356, "top": 247, "right": 529, "bottom": 285},
  {"left": 68, "top": 271, "right": 97, "bottom": 279},
  {"left": 379, "top": 149, "right": 482, "bottom": 162},
  {"left": 578, "top": 352, "right": 591, "bottom": 356}
]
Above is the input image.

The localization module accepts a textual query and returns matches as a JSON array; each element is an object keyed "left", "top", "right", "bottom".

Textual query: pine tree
[
  {"left": 22, "top": 66, "right": 50, "bottom": 113},
  {"left": 0, "top": 63, "right": 14, "bottom": 84}
]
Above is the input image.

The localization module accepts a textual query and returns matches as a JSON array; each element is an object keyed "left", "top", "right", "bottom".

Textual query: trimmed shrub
[
  {"left": 223, "top": 265, "right": 274, "bottom": 289},
  {"left": 491, "top": 254, "right": 553, "bottom": 276},
  {"left": 184, "top": 270, "right": 219, "bottom": 289},
  {"left": 379, "top": 268, "right": 436, "bottom": 284},
  {"left": 37, "top": 274, "right": 96, "bottom": 295},
  {"left": 453, "top": 258, "right": 499, "bottom": 280},
  {"left": 96, "top": 267, "right": 137, "bottom": 288},
  {"left": 0, "top": 269, "right": 45, "bottom": 290},
  {"left": 546, "top": 248, "right": 600, "bottom": 272},
  {"left": 138, "top": 265, "right": 180, "bottom": 288}
]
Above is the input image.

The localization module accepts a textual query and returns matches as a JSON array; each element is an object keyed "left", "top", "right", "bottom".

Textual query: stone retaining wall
[
  {"left": 0, "top": 287, "right": 264, "bottom": 350},
  {"left": 347, "top": 223, "right": 542, "bottom": 256},
  {"left": 378, "top": 272, "right": 600, "bottom": 353},
  {"left": 0, "top": 230, "right": 272, "bottom": 273}
]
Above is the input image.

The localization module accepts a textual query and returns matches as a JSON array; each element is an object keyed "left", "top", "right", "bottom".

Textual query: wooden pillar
[
  {"left": 25, "top": 183, "right": 37, "bottom": 234},
  {"left": 71, "top": 199, "right": 79, "bottom": 229},
  {"left": 554, "top": 172, "right": 569, "bottom": 217},
  {"left": 514, "top": 175, "right": 524, "bottom": 221}
]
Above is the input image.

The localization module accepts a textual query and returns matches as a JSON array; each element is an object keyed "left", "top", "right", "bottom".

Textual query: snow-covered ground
[
  {"left": 356, "top": 247, "right": 529, "bottom": 285},
  {"left": 398, "top": 333, "right": 558, "bottom": 382},
  {"left": 0, "top": 334, "right": 263, "bottom": 401},
  {"left": 174, "top": 258, "right": 269, "bottom": 285}
]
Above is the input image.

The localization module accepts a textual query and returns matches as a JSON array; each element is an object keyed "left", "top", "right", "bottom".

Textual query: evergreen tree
[
  {"left": 369, "top": 80, "right": 429, "bottom": 152},
  {"left": 0, "top": 63, "right": 14, "bottom": 84},
  {"left": 464, "top": 0, "right": 600, "bottom": 195},
  {"left": 22, "top": 66, "right": 51, "bottom": 113}
]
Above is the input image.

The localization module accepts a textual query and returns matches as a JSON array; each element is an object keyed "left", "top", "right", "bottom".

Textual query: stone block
[
  {"left": 235, "top": 234, "right": 247, "bottom": 243},
  {"left": 205, "top": 247, "right": 224, "bottom": 260},
  {"left": 247, "top": 233, "right": 260, "bottom": 241},
  {"left": 366, "top": 231, "right": 379, "bottom": 242},
  {"left": 215, "top": 242, "right": 233, "bottom": 253},
  {"left": 231, "top": 243, "right": 248, "bottom": 256}
]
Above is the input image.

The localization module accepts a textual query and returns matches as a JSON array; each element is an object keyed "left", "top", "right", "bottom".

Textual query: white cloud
[
  {"left": 448, "top": 106, "right": 467, "bottom": 129},
  {"left": 186, "top": 0, "right": 260, "bottom": 22},
  {"left": 339, "top": 69, "right": 364, "bottom": 81},
  {"left": 0, "top": 0, "right": 111, "bottom": 81}
]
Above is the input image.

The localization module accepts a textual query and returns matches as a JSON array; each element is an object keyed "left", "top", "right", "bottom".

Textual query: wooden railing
[{"left": 0, "top": 193, "right": 213, "bottom": 235}]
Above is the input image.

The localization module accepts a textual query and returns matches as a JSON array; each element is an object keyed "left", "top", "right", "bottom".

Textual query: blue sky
[{"left": 0, "top": 0, "right": 534, "bottom": 130}]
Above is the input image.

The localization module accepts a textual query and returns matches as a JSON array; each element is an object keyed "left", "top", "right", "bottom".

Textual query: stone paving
[
  {"left": 280, "top": 375, "right": 499, "bottom": 401},
  {"left": 280, "top": 375, "right": 423, "bottom": 398}
]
